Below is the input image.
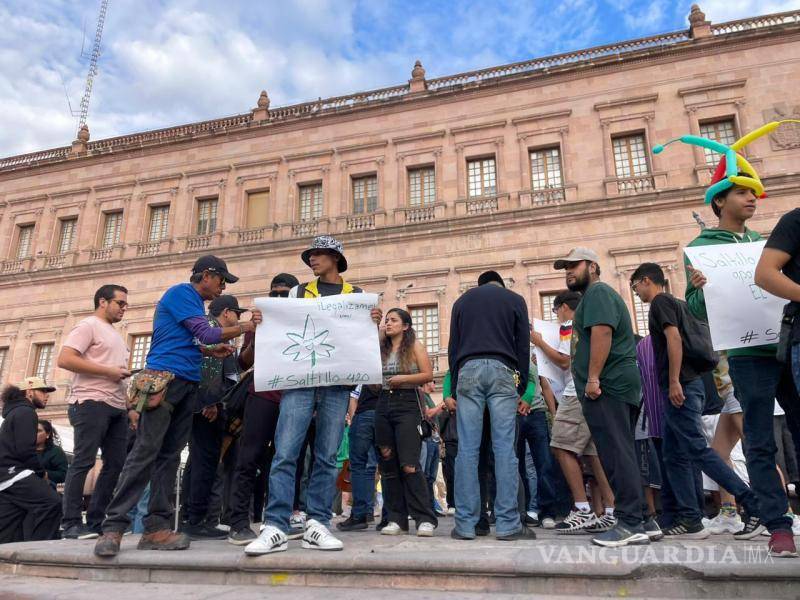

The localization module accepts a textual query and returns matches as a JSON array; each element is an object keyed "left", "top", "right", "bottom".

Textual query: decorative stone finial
[
  {"left": 688, "top": 5, "right": 706, "bottom": 24},
  {"left": 688, "top": 4, "right": 711, "bottom": 38},
  {"left": 70, "top": 124, "right": 90, "bottom": 156},
  {"left": 252, "top": 90, "right": 271, "bottom": 121},
  {"left": 411, "top": 60, "right": 425, "bottom": 80},
  {"left": 409, "top": 60, "right": 427, "bottom": 93}
]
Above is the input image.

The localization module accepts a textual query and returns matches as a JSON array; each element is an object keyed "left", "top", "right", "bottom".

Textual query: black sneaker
[
  {"left": 181, "top": 521, "right": 228, "bottom": 540},
  {"left": 227, "top": 527, "right": 258, "bottom": 546},
  {"left": 475, "top": 522, "right": 490, "bottom": 536},
  {"left": 663, "top": 520, "right": 710, "bottom": 540},
  {"left": 62, "top": 524, "right": 100, "bottom": 540},
  {"left": 376, "top": 519, "right": 389, "bottom": 532},
  {"left": 586, "top": 514, "right": 617, "bottom": 534},
  {"left": 643, "top": 516, "right": 664, "bottom": 541},
  {"left": 734, "top": 512, "right": 766, "bottom": 540},
  {"left": 450, "top": 528, "right": 476, "bottom": 540},
  {"left": 336, "top": 515, "right": 368, "bottom": 532},
  {"left": 591, "top": 522, "right": 650, "bottom": 548},
  {"left": 524, "top": 514, "right": 541, "bottom": 527},
  {"left": 496, "top": 526, "right": 537, "bottom": 541}
]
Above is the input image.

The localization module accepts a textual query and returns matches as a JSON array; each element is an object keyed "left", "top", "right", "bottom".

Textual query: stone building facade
[{"left": 1, "top": 6, "right": 799, "bottom": 423}]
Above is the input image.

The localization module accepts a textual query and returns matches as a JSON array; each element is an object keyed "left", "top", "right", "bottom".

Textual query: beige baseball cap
[
  {"left": 553, "top": 247, "right": 600, "bottom": 270},
  {"left": 17, "top": 376, "right": 56, "bottom": 393}
]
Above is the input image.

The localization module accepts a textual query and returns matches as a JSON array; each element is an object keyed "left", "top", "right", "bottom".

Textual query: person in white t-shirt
[
  {"left": 530, "top": 291, "right": 616, "bottom": 535},
  {"left": 57, "top": 284, "right": 133, "bottom": 540}
]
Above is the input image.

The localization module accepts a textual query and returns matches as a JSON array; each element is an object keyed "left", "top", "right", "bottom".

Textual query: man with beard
[
  {"left": 0, "top": 378, "right": 62, "bottom": 543},
  {"left": 554, "top": 248, "right": 657, "bottom": 548}
]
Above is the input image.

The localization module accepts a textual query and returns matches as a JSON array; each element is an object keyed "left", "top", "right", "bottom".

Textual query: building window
[
  {"left": 530, "top": 147, "right": 563, "bottom": 190},
  {"left": 129, "top": 334, "right": 152, "bottom": 371},
  {"left": 540, "top": 292, "right": 566, "bottom": 324},
  {"left": 612, "top": 134, "right": 650, "bottom": 178},
  {"left": 196, "top": 198, "right": 218, "bottom": 235},
  {"left": 246, "top": 191, "right": 269, "bottom": 229},
  {"left": 352, "top": 175, "right": 378, "bottom": 214},
  {"left": 410, "top": 305, "right": 440, "bottom": 355},
  {"left": 699, "top": 119, "right": 737, "bottom": 165},
  {"left": 15, "top": 224, "right": 34, "bottom": 259},
  {"left": 148, "top": 205, "right": 170, "bottom": 242},
  {"left": 467, "top": 157, "right": 497, "bottom": 198},
  {"left": 58, "top": 218, "right": 78, "bottom": 254},
  {"left": 408, "top": 167, "right": 436, "bottom": 206},
  {"left": 298, "top": 184, "right": 323, "bottom": 221},
  {"left": 102, "top": 212, "right": 123, "bottom": 248},
  {"left": 32, "top": 343, "right": 54, "bottom": 380},
  {"left": 0, "top": 347, "right": 7, "bottom": 385}
]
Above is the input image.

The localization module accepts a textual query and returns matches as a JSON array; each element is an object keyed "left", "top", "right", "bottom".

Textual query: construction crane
[{"left": 76, "top": 0, "right": 109, "bottom": 134}]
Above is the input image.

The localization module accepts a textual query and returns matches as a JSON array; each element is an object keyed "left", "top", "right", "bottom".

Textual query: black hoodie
[{"left": 0, "top": 392, "right": 42, "bottom": 484}]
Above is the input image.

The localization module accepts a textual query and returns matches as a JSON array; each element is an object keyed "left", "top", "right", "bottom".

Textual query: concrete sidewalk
[{"left": 0, "top": 520, "right": 796, "bottom": 598}]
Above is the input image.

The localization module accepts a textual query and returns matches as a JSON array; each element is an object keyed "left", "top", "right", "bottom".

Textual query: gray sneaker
[
  {"left": 643, "top": 516, "right": 664, "bottom": 541},
  {"left": 591, "top": 522, "right": 650, "bottom": 548},
  {"left": 227, "top": 527, "right": 258, "bottom": 546}
]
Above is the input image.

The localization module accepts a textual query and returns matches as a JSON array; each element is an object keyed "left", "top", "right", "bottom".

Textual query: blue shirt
[{"left": 146, "top": 283, "right": 207, "bottom": 382}]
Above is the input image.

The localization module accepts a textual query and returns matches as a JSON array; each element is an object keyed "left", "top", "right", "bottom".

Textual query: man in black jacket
[
  {"left": 0, "top": 378, "right": 62, "bottom": 543},
  {"left": 448, "top": 271, "right": 532, "bottom": 541}
]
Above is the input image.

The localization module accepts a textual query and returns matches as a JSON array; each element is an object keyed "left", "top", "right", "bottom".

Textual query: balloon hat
[{"left": 653, "top": 120, "right": 800, "bottom": 204}]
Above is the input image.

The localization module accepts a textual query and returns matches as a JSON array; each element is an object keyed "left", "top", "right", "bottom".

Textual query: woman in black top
[
  {"left": 375, "top": 308, "right": 436, "bottom": 537},
  {"left": 36, "top": 420, "right": 68, "bottom": 490}
]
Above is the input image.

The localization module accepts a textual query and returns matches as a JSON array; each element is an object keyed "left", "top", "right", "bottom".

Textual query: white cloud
[{"left": 697, "top": 0, "right": 800, "bottom": 22}]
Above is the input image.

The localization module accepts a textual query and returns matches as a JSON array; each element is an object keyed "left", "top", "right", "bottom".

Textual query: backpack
[{"left": 677, "top": 300, "right": 719, "bottom": 373}]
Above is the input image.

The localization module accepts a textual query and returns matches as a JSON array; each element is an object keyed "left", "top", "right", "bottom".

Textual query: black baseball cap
[
  {"left": 271, "top": 273, "right": 300, "bottom": 289},
  {"left": 192, "top": 255, "right": 239, "bottom": 283},
  {"left": 477, "top": 270, "right": 505, "bottom": 288},
  {"left": 209, "top": 295, "right": 246, "bottom": 316}
]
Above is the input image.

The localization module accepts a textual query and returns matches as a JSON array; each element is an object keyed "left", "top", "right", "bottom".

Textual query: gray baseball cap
[{"left": 553, "top": 247, "right": 600, "bottom": 270}]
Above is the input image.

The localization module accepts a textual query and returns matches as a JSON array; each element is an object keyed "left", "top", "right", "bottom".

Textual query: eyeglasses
[
  {"left": 269, "top": 290, "right": 290, "bottom": 298},
  {"left": 552, "top": 305, "right": 561, "bottom": 314},
  {"left": 630, "top": 279, "right": 643, "bottom": 290},
  {"left": 110, "top": 299, "right": 128, "bottom": 309}
]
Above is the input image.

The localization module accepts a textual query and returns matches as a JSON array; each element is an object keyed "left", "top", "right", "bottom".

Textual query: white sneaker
[
  {"left": 244, "top": 525, "right": 288, "bottom": 556},
  {"left": 302, "top": 519, "right": 343, "bottom": 551},
  {"left": 541, "top": 517, "right": 556, "bottom": 529},
  {"left": 702, "top": 512, "right": 744, "bottom": 534},
  {"left": 380, "top": 521, "right": 405, "bottom": 535},
  {"left": 417, "top": 522, "right": 435, "bottom": 537}
]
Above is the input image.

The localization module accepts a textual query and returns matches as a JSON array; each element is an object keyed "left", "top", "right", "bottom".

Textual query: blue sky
[{"left": 1, "top": 0, "right": 799, "bottom": 156}]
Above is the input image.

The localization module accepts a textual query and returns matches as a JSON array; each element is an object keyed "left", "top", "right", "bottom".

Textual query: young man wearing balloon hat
[
  {"left": 245, "top": 236, "right": 382, "bottom": 556},
  {"left": 656, "top": 121, "right": 799, "bottom": 558}
]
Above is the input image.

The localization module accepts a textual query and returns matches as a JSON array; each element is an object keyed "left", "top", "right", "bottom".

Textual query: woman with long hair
[
  {"left": 36, "top": 420, "right": 68, "bottom": 490},
  {"left": 375, "top": 308, "right": 436, "bottom": 536}
]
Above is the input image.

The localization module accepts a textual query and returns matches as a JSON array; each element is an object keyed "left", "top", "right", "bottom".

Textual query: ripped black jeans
[{"left": 375, "top": 389, "right": 437, "bottom": 528}]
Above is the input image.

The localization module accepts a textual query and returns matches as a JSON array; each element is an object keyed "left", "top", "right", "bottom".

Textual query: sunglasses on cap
[{"left": 269, "top": 290, "right": 290, "bottom": 298}]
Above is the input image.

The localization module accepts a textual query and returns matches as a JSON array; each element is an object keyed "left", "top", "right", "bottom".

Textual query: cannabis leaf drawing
[{"left": 283, "top": 314, "right": 335, "bottom": 367}]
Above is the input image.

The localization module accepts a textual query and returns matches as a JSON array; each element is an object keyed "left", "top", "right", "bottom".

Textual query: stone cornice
[
  {"left": 393, "top": 268, "right": 452, "bottom": 281},
  {"left": 450, "top": 120, "right": 507, "bottom": 136},
  {"left": 392, "top": 130, "right": 447, "bottom": 145},
  {"left": 136, "top": 173, "right": 182, "bottom": 186},
  {"left": 454, "top": 261, "right": 516, "bottom": 274},
  {"left": 511, "top": 110, "right": 572, "bottom": 126},
  {"left": 232, "top": 157, "right": 282, "bottom": 170},
  {"left": 283, "top": 149, "right": 335, "bottom": 162},
  {"left": 184, "top": 165, "right": 233, "bottom": 178},
  {"left": 608, "top": 242, "right": 680, "bottom": 256},
  {"left": 678, "top": 78, "right": 747, "bottom": 96},
  {"left": 593, "top": 94, "right": 659, "bottom": 111},
  {"left": 335, "top": 140, "right": 388, "bottom": 154}
]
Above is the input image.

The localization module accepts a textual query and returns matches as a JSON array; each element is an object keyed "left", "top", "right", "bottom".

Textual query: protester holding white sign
[
  {"left": 246, "top": 235, "right": 383, "bottom": 558},
  {"left": 683, "top": 180, "right": 795, "bottom": 557},
  {"left": 684, "top": 241, "right": 783, "bottom": 351}
]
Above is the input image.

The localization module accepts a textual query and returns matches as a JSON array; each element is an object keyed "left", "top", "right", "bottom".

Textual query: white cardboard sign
[
  {"left": 253, "top": 293, "right": 382, "bottom": 391},
  {"left": 683, "top": 241, "right": 783, "bottom": 351},
  {"left": 532, "top": 318, "right": 565, "bottom": 389}
]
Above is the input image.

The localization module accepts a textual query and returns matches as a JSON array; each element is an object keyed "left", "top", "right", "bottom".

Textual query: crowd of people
[{"left": 0, "top": 178, "right": 799, "bottom": 561}]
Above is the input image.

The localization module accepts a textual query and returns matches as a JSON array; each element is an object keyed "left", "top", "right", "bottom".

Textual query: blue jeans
[
  {"left": 662, "top": 378, "right": 757, "bottom": 523},
  {"left": 421, "top": 438, "right": 440, "bottom": 510},
  {"left": 517, "top": 410, "right": 556, "bottom": 518},
  {"left": 454, "top": 359, "right": 521, "bottom": 537},
  {"left": 348, "top": 409, "right": 377, "bottom": 520},
  {"left": 264, "top": 386, "right": 350, "bottom": 533},
  {"left": 728, "top": 356, "right": 792, "bottom": 532},
  {"left": 524, "top": 448, "right": 538, "bottom": 513},
  {"left": 127, "top": 483, "right": 150, "bottom": 534}
]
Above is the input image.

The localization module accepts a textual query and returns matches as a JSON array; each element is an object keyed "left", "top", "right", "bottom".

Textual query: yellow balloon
[{"left": 728, "top": 175, "right": 764, "bottom": 197}]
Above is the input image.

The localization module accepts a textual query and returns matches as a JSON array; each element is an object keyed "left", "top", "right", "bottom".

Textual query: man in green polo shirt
[{"left": 554, "top": 247, "right": 658, "bottom": 548}]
